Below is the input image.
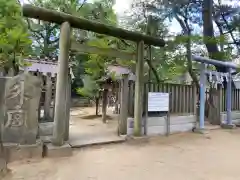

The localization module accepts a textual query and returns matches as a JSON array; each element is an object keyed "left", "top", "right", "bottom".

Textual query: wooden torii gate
[{"left": 22, "top": 5, "right": 165, "bottom": 146}]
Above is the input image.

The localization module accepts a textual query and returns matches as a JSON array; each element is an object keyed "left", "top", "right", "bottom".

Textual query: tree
[
  {"left": 26, "top": 0, "right": 121, "bottom": 97},
  {"left": 213, "top": 1, "right": 240, "bottom": 57},
  {"left": 124, "top": 0, "right": 185, "bottom": 83},
  {"left": 0, "top": 0, "right": 32, "bottom": 75},
  {"left": 71, "top": 0, "right": 128, "bottom": 115},
  {"left": 125, "top": 0, "right": 240, "bottom": 125}
]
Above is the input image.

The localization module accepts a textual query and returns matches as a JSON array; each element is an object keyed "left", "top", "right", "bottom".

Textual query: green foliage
[
  {"left": 26, "top": 0, "right": 60, "bottom": 57},
  {"left": 71, "top": 0, "right": 122, "bottom": 96},
  {"left": 0, "top": 0, "right": 32, "bottom": 72},
  {"left": 128, "top": 0, "right": 240, "bottom": 85},
  {"left": 1, "top": 0, "right": 237, "bottom": 89},
  {"left": 76, "top": 75, "right": 100, "bottom": 98},
  {"left": 26, "top": 0, "right": 121, "bottom": 96}
]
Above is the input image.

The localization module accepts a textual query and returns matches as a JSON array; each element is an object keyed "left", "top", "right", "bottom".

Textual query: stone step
[{"left": 69, "top": 136, "right": 126, "bottom": 148}]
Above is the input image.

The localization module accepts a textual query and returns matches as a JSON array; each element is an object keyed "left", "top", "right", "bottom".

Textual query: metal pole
[
  {"left": 144, "top": 83, "right": 148, "bottom": 135},
  {"left": 166, "top": 93, "right": 171, "bottom": 136},
  {"left": 199, "top": 63, "right": 206, "bottom": 129}
]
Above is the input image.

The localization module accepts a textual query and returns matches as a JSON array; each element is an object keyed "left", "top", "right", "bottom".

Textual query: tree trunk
[
  {"left": 207, "top": 88, "right": 221, "bottom": 124},
  {"left": 203, "top": 0, "right": 221, "bottom": 59},
  {"left": 202, "top": 0, "right": 222, "bottom": 125},
  {"left": 12, "top": 56, "right": 19, "bottom": 76},
  {"left": 145, "top": 15, "right": 162, "bottom": 83},
  {"left": 174, "top": 14, "right": 199, "bottom": 88},
  {"left": 102, "top": 89, "right": 108, "bottom": 123},
  {"left": 95, "top": 97, "right": 99, "bottom": 116},
  {"left": 174, "top": 13, "right": 201, "bottom": 125}
]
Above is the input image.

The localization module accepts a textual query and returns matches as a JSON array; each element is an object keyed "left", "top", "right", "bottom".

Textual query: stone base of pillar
[
  {"left": 4, "top": 141, "right": 43, "bottom": 162},
  {"left": 0, "top": 163, "right": 10, "bottom": 179},
  {"left": 192, "top": 127, "right": 208, "bottom": 134},
  {"left": 221, "top": 123, "right": 236, "bottom": 129},
  {"left": 44, "top": 143, "right": 72, "bottom": 158}
]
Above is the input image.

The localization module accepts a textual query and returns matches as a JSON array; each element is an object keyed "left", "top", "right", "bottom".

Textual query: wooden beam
[
  {"left": 71, "top": 41, "right": 135, "bottom": 59},
  {"left": 22, "top": 5, "right": 165, "bottom": 47}
]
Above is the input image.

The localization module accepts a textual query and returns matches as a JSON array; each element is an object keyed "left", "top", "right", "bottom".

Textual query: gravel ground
[{"left": 4, "top": 129, "right": 240, "bottom": 180}]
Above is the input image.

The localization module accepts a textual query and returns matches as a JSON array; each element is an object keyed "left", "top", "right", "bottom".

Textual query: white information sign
[{"left": 148, "top": 92, "right": 169, "bottom": 112}]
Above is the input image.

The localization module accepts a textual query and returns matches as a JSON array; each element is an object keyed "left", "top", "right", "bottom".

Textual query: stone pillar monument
[
  {"left": 0, "top": 78, "right": 7, "bottom": 177},
  {"left": 52, "top": 22, "right": 71, "bottom": 146}
]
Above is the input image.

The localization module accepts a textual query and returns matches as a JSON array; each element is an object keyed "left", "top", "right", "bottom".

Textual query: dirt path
[{"left": 5, "top": 129, "right": 240, "bottom": 180}]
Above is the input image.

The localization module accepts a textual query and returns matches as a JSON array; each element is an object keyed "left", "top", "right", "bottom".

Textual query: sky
[
  {"left": 113, "top": 0, "right": 238, "bottom": 34},
  {"left": 113, "top": 0, "right": 132, "bottom": 13},
  {"left": 113, "top": 0, "right": 181, "bottom": 33}
]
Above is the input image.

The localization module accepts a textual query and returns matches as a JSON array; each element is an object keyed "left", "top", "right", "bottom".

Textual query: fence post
[
  {"left": 128, "top": 82, "right": 134, "bottom": 117},
  {"left": 44, "top": 72, "right": 52, "bottom": 121},
  {"left": 119, "top": 74, "right": 129, "bottom": 135},
  {"left": 144, "top": 83, "right": 148, "bottom": 135},
  {"left": 182, "top": 85, "right": 185, "bottom": 113},
  {"left": 193, "top": 85, "right": 197, "bottom": 115},
  {"left": 219, "top": 88, "right": 223, "bottom": 113},
  {"left": 237, "top": 89, "right": 240, "bottom": 110}
]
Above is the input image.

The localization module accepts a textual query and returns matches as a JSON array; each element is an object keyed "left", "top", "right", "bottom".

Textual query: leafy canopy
[{"left": 0, "top": 0, "right": 32, "bottom": 72}]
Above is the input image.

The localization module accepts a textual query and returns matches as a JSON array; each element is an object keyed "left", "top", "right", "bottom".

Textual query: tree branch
[
  {"left": 49, "top": 24, "right": 59, "bottom": 32},
  {"left": 220, "top": 13, "right": 240, "bottom": 50},
  {"left": 217, "top": 0, "right": 240, "bottom": 53},
  {"left": 145, "top": 15, "right": 162, "bottom": 83},
  {"left": 78, "top": 0, "right": 87, "bottom": 12},
  {"left": 26, "top": 18, "right": 45, "bottom": 39},
  {"left": 214, "top": 19, "right": 225, "bottom": 51},
  {"left": 174, "top": 13, "right": 199, "bottom": 88}
]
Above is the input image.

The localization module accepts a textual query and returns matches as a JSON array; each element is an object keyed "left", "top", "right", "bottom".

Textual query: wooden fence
[
  {"left": 219, "top": 89, "right": 240, "bottom": 112},
  {"left": 128, "top": 82, "right": 240, "bottom": 115}
]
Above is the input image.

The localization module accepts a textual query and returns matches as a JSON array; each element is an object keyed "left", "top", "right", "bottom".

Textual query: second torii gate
[{"left": 192, "top": 55, "right": 239, "bottom": 130}]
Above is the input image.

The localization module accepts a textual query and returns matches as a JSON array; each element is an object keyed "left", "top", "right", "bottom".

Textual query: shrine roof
[
  {"left": 106, "top": 65, "right": 135, "bottom": 81},
  {"left": 21, "top": 57, "right": 74, "bottom": 78}
]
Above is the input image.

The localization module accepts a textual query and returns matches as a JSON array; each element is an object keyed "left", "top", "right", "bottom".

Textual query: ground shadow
[{"left": 80, "top": 114, "right": 113, "bottom": 120}]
